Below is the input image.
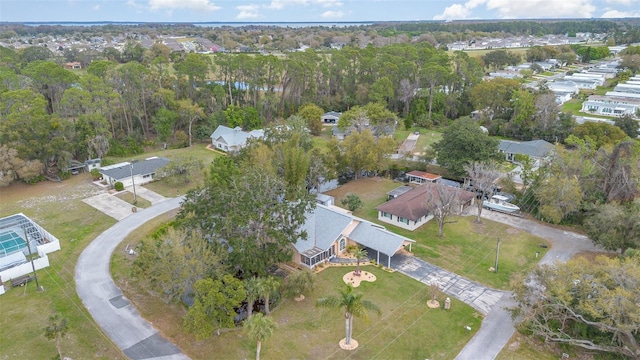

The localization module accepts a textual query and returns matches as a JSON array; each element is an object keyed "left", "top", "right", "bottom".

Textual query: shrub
[
  {"left": 114, "top": 181, "right": 124, "bottom": 191},
  {"left": 90, "top": 168, "right": 101, "bottom": 180}
]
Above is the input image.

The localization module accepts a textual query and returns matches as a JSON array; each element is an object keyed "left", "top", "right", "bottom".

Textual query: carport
[{"left": 348, "top": 221, "right": 414, "bottom": 268}]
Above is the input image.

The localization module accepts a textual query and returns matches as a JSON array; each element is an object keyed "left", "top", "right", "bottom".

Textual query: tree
[
  {"left": 22, "top": 60, "right": 77, "bottom": 114},
  {"left": 243, "top": 313, "right": 277, "bottom": 360},
  {"left": 183, "top": 275, "right": 246, "bottom": 339},
  {"left": 350, "top": 247, "right": 368, "bottom": 276},
  {"left": 572, "top": 121, "right": 627, "bottom": 149},
  {"left": 341, "top": 193, "right": 364, "bottom": 212},
  {"left": 433, "top": 118, "right": 500, "bottom": 178},
  {"left": 44, "top": 313, "right": 69, "bottom": 360},
  {"left": 614, "top": 114, "right": 639, "bottom": 138},
  {"left": 512, "top": 256, "right": 640, "bottom": 358},
  {"left": 178, "top": 167, "right": 315, "bottom": 277},
  {"left": 177, "top": 99, "right": 205, "bottom": 147},
  {"left": 535, "top": 174, "right": 582, "bottom": 224},
  {"left": 282, "top": 268, "right": 316, "bottom": 300},
  {"left": 425, "top": 183, "right": 462, "bottom": 238},
  {"left": 152, "top": 107, "right": 178, "bottom": 143},
  {"left": 584, "top": 202, "right": 640, "bottom": 253},
  {"left": 592, "top": 140, "right": 640, "bottom": 203},
  {"left": 133, "top": 227, "right": 227, "bottom": 303},
  {"left": 256, "top": 276, "right": 281, "bottom": 315},
  {"left": 297, "top": 103, "right": 324, "bottom": 136},
  {"left": 333, "top": 130, "right": 396, "bottom": 180},
  {"left": 244, "top": 277, "right": 261, "bottom": 320},
  {"left": 469, "top": 77, "right": 521, "bottom": 122},
  {"left": 464, "top": 161, "right": 500, "bottom": 223},
  {"left": 316, "top": 285, "right": 381, "bottom": 347}
]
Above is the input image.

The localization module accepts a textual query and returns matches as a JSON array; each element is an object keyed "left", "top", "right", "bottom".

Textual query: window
[
  {"left": 397, "top": 217, "right": 409, "bottom": 225},
  {"left": 339, "top": 237, "right": 346, "bottom": 252},
  {"left": 381, "top": 211, "right": 392, "bottom": 219}
]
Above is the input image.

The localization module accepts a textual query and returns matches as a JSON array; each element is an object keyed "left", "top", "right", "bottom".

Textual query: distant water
[{"left": 12, "top": 21, "right": 374, "bottom": 28}]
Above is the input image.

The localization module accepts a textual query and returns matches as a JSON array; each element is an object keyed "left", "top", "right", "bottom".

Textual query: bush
[
  {"left": 114, "top": 181, "right": 124, "bottom": 191},
  {"left": 90, "top": 168, "right": 101, "bottom": 180}
]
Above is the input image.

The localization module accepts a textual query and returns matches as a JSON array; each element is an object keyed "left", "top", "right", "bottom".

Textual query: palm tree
[
  {"left": 243, "top": 313, "right": 277, "bottom": 360},
  {"left": 244, "top": 277, "right": 261, "bottom": 319},
  {"left": 257, "top": 276, "right": 281, "bottom": 315},
  {"left": 283, "top": 268, "right": 316, "bottom": 301},
  {"left": 350, "top": 247, "right": 368, "bottom": 276},
  {"left": 316, "top": 285, "right": 381, "bottom": 347},
  {"left": 44, "top": 313, "right": 69, "bottom": 360}
]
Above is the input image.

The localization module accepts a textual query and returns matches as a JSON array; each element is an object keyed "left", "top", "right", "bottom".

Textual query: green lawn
[
  {"left": 113, "top": 237, "right": 483, "bottom": 360},
  {"left": 0, "top": 174, "right": 125, "bottom": 360},
  {"left": 325, "top": 179, "right": 549, "bottom": 290}
]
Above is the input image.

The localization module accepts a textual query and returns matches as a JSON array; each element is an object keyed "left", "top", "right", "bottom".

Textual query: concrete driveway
[
  {"left": 75, "top": 196, "right": 189, "bottom": 360},
  {"left": 83, "top": 192, "right": 137, "bottom": 220},
  {"left": 390, "top": 253, "right": 504, "bottom": 315}
]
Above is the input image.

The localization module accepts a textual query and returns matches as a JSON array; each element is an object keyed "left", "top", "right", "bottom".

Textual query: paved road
[
  {"left": 454, "top": 209, "right": 600, "bottom": 360},
  {"left": 75, "top": 196, "right": 189, "bottom": 360}
]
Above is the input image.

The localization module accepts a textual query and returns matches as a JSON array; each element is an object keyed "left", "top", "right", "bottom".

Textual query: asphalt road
[
  {"left": 75, "top": 196, "right": 189, "bottom": 360},
  {"left": 454, "top": 209, "right": 600, "bottom": 360}
]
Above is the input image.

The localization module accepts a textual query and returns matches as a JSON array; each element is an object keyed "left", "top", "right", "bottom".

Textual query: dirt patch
[{"left": 342, "top": 271, "right": 377, "bottom": 287}]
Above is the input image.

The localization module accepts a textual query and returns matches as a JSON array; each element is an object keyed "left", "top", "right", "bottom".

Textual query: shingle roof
[
  {"left": 210, "top": 125, "right": 264, "bottom": 148},
  {"left": 99, "top": 157, "right": 169, "bottom": 181},
  {"left": 294, "top": 204, "right": 413, "bottom": 256},
  {"left": 294, "top": 205, "right": 353, "bottom": 254},
  {"left": 376, "top": 183, "right": 476, "bottom": 221},
  {"left": 349, "top": 221, "right": 413, "bottom": 256},
  {"left": 499, "top": 139, "right": 554, "bottom": 158},
  {"left": 322, "top": 111, "right": 341, "bottom": 119}
]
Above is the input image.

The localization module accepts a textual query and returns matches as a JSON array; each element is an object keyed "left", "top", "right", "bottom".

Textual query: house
[
  {"left": 386, "top": 186, "right": 413, "bottom": 201},
  {"left": 0, "top": 213, "right": 61, "bottom": 292},
  {"left": 292, "top": 204, "right": 414, "bottom": 269},
  {"left": 322, "top": 111, "right": 341, "bottom": 123},
  {"left": 210, "top": 125, "right": 265, "bottom": 153},
  {"left": 85, "top": 158, "right": 101, "bottom": 171},
  {"left": 406, "top": 170, "right": 441, "bottom": 185},
  {"left": 375, "top": 183, "right": 476, "bottom": 231},
  {"left": 99, "top": 157, "right": 169, "bottom": 188},
  {"left": 63, "top": 62, "right": 82, "bottom": 69},
  {"left": 498, "top": 140, "right": 554, "bottom": 163}
]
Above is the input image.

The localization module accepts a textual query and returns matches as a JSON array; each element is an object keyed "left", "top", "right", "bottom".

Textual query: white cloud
[
  {"left": 605, "top": 0, "right": 636, "bottom": 5},
  {"left": 148, "top": 0, "right": 221, "bottom": 12},
  {"left": 92, "top": 4, "right": 101, "bottom": 10},
  {"left": 484, "top": 0, "right": 596, "bottom": 18},
  {"left": 434, "top": 0, "right": 597, "bottom": 20},
  {"left": 126, "top": 0, "right": 144, "bottom": 10},
  {"left": 601, "top": 8, "right": 640, "bottom": 17},
  {"left": 316, "top": 0, "right": 344, "bottom": 7},
  {"left": 321, "top": 10, "right": 344, "bottom": 18},
  {"left": 267, "top": 0, "right": 309, "bottom": 10},
  {"left": 236, "top": 4, "right": 261, "bottom": 19},
  {"left": 433, "top": 0, "right": 486, "bottom": 20}
]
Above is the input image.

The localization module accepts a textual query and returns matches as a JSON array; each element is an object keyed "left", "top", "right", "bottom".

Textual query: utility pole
[
  {"left": 130, "top": 160, "right": 137, "bottom": 205},
  {"left": 495, "top": 237, "right": 501, "bottom": 273},
  {"left": 22, "top": 222, "right": 42, "bottom": 292}
]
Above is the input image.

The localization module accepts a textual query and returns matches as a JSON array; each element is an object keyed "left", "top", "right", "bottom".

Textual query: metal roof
[{"left": 99, "top": 157, "right": 169, "bottom": 181}]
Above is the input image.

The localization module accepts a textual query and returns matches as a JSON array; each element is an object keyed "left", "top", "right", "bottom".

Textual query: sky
[{"left": 1, "top": 0, "right": 639, "bottom": 23}]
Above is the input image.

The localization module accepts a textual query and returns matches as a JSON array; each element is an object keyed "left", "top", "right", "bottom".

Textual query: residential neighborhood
[{"left": 1, "top": 17, "right": 640, "bottom": 360}]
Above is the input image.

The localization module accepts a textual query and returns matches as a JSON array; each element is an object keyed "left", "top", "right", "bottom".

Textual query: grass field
[
  {"left": 325, "top": 178, "right": 549, "bottom": 290},
  {"left": 0, "top": 174, "right": 125, "bottom": 360},
  {"left": 113, "top": 236, "right": 483, "bottom": 360}
]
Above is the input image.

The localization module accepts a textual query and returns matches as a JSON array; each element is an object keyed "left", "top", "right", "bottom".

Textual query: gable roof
[
  {"left": 376, "top": 183, "right": 476, "bottom": 221},
  {"left": 294, "top": 205, "right": 353, "bottom": 254},
  {"left": 210, "top": 125, "right": 264, "bottom": 148},
  {"left": 499, "top": 139, "right": 554, "bottom": 158},
  {"left": 294, "top": 204, "right": 413, "bottom": 257},
  {"left": 99, "top": 157, "right": 169, "bottom": 181},
  {"left": 322, "top": 111, "right": 341, "bottom": 119}
]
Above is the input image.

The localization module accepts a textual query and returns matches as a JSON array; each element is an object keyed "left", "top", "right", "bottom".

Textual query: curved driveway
[
  {"left": 455, "top": 210, "right": 600, "bottom": 360},
  {"left": 75, "top": 196, "right": 189, "bottom": 360}
]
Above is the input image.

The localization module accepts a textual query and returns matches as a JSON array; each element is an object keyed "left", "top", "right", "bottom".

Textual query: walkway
[
  {"left": 75, "top": 196, "right": 189, "bottom": 360},
  {"left": 126, "top": 186, "right": 167, "bottom": 205},
  {"left": 390, "top": 253, "right": 504, "bottom": 315},
  {"left": 454, "top": 209, "right": 600, "bottom": 360}
]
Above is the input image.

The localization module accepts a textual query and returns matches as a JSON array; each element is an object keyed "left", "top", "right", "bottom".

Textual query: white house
[
  {"left": 498, "top": 140, "right": 554, "bottom": 163},
  {"left": 210, "top": 125, "right": 264, "bottom": 152},
  {"left": 321, "top": 111, "right": 341, "bottom": 123},
  {"left": 99, "top": 157, "right": 170, "bottom": 188}
]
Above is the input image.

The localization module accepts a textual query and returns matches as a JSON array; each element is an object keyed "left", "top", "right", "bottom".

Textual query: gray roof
[
  {"left": 499, "top": 139, "right": 554, "bottom": 158},
  {"left": 100, "top": 157, "right": 169, "bottom": 181},
  {"left": 322, "top": 111, "right": 341, "bottom": 119},
  {"left": 294, "top": 205, "right": 353, "bottom": 254},
  {"left": 349, "top": 221, "right": 413, "bottom": 256},
  {"left": 387, "top": 186, "right": 413, "bottom": 198},
  {"left": 294, "top": 204, "right": 414, "bottom": 257},
  {"left": 210, "top": 125, "right": 264, "bottom": 148}
]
